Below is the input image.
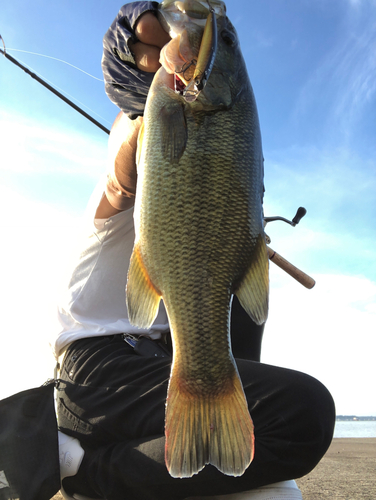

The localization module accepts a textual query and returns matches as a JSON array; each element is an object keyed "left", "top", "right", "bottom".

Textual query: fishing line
[
  {"left": 36, "top": 71, "right": 112, "bottom": 127},
  {"left": 13, "top": 56, "right": 112, "bottom": 126},
  {"left": 6, "top": 48, "right": 104, "bottom": 82},
  {"left": 6, "top": 52, "right": 111, "bottom": 128}
]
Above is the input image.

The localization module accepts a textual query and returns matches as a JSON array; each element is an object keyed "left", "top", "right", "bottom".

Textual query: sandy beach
[
  {"left": 52, "top": 438, "right": 376, "bottom": 499},
  {"left": 296, "top": 438, "right": 376, "bottom": 499}
]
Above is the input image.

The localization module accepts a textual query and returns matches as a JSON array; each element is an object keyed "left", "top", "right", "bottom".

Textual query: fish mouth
[
  {"left": 173, "top": 73, "right": 201, "bottom": 104},
  {"left": 175, "top": 74, "right": 187, "bottom": 93}
]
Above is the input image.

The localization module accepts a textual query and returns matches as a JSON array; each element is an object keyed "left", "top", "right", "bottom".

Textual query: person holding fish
[{"left": 55, "top": 2, "right": 335, "bottom": 499}]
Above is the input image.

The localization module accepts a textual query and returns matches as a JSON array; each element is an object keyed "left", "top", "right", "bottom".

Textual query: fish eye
[{"left": 221, "top": 29, "right": 237, "bottom": 46}]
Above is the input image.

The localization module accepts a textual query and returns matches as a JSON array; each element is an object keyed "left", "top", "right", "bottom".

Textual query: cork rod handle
[{"left": 267, "top": 246, "right": 316, "bottom": 289}]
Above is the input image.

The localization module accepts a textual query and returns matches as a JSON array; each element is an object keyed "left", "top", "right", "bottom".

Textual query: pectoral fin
[
  {"left": 159, "top": 103, "right": 187, "bottom": 164},
  {"left": 235, "top": 234, "right": 269, "bottom": 325},
  {"left": 126, "top": 244, "right": 161, "bottom": 329}
]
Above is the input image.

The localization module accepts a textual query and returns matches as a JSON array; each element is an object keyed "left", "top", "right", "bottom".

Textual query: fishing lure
[{"left": 183, "top": 0, "right": 218, "bottom": 102}]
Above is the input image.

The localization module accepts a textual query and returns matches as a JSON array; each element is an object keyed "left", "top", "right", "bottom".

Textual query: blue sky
[{"left": 1, "top": 0, "right": 375, "bottom": 416}]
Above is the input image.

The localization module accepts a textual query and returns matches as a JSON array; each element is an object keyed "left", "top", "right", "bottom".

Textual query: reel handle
[{"left": 292, "top": 207, "right": 307, "bottom": 226}]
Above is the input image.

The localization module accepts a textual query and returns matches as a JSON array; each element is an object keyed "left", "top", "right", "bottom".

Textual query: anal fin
[
  {"left": 126, "top": 244, "right": 161, "bottom": 329},
  {"left": 235, "top": 234, "right": 269, "bottom": 325}
]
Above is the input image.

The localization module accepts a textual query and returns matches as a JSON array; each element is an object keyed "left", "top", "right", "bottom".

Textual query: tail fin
[{"left": 165, "top": 370, "right": 254, "bottom": 478}]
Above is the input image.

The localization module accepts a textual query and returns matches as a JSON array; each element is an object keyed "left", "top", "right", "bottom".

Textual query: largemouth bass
[{"left": 126, "top": 0, "right": 269, "bottom": 478}]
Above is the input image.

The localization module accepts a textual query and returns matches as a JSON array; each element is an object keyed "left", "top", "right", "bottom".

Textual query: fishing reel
[
  {"left": 264, "top": 207, "right": 307, "bottom": 244},
  {"left": 263, "top": 207, "right": 315, "bottom": 289}
]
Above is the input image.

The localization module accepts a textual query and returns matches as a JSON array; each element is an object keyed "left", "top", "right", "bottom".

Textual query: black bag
[{"left": 0, "top": 381, "right": 60, "bottom": 500}]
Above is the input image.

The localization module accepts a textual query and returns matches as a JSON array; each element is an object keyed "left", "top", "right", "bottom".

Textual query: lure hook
[{"left": 176, "top": 59, "right": 197, "bottom": 81}]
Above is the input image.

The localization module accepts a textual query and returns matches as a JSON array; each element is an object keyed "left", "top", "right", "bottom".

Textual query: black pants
[
  {"left": 56, "top": 330, "right": 335, "bottom": 500},
  {"left": 0, "top": 383, "right": 60, "bottom": 500}
]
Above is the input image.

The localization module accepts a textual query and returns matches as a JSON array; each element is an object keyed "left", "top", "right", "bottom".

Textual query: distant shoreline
[{"left": 336, "top": 415, "right": 376, "bottom": 421}]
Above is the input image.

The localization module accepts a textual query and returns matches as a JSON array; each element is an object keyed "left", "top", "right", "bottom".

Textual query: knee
[{"left": 290, "top": 372, "right": 336, "bottom": 476}]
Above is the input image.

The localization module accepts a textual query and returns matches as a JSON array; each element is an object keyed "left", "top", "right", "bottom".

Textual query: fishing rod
[{"left": 0, "top": 35, "right": 110, "bottom": 135}]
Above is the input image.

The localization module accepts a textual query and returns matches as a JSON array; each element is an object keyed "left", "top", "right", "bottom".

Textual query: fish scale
[{"left": 126, "top": 2, "right": 268, "bottom": 478}]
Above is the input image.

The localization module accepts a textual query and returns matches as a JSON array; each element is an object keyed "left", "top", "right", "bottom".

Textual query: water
[{"left": 334, "top": 420, "right": 376, "bottom": 438}]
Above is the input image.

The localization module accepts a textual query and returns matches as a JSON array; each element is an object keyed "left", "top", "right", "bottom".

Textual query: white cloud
[
  {"left": 0, "top": 187, "right": 83, "bottom": 399},
  {"left": 0, "top": 110, "right": 108, "bottom": 176},
  {"left": 0, "top": 184, "right": 77, "bottom": 226},
  {"left": 263, "top": 270, "right": 376, "bottom": 415},
  {"left": 348, "top": 0, "right": 376, "bottom": 7},
  {"left": 348, "top": 0, "right": 361, "bottom": 7},
  {"left": 292, "top": 6, "right": 376, "bottom": 142},
  {"left": 251, "top": 30, "right": 274, "bottom": 49}
]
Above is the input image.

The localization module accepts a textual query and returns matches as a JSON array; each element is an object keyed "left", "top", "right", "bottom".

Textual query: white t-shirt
[{"left": 52, "top": 181, "right": 169, "bottom": 359}]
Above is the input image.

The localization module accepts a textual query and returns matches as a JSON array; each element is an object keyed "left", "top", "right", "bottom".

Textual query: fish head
[
  {"left": 158, "top": 0, "right": 249, "bottom": 110},
  {"left": 199, "top": 15, "right": 248, "bottom": 109}
]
